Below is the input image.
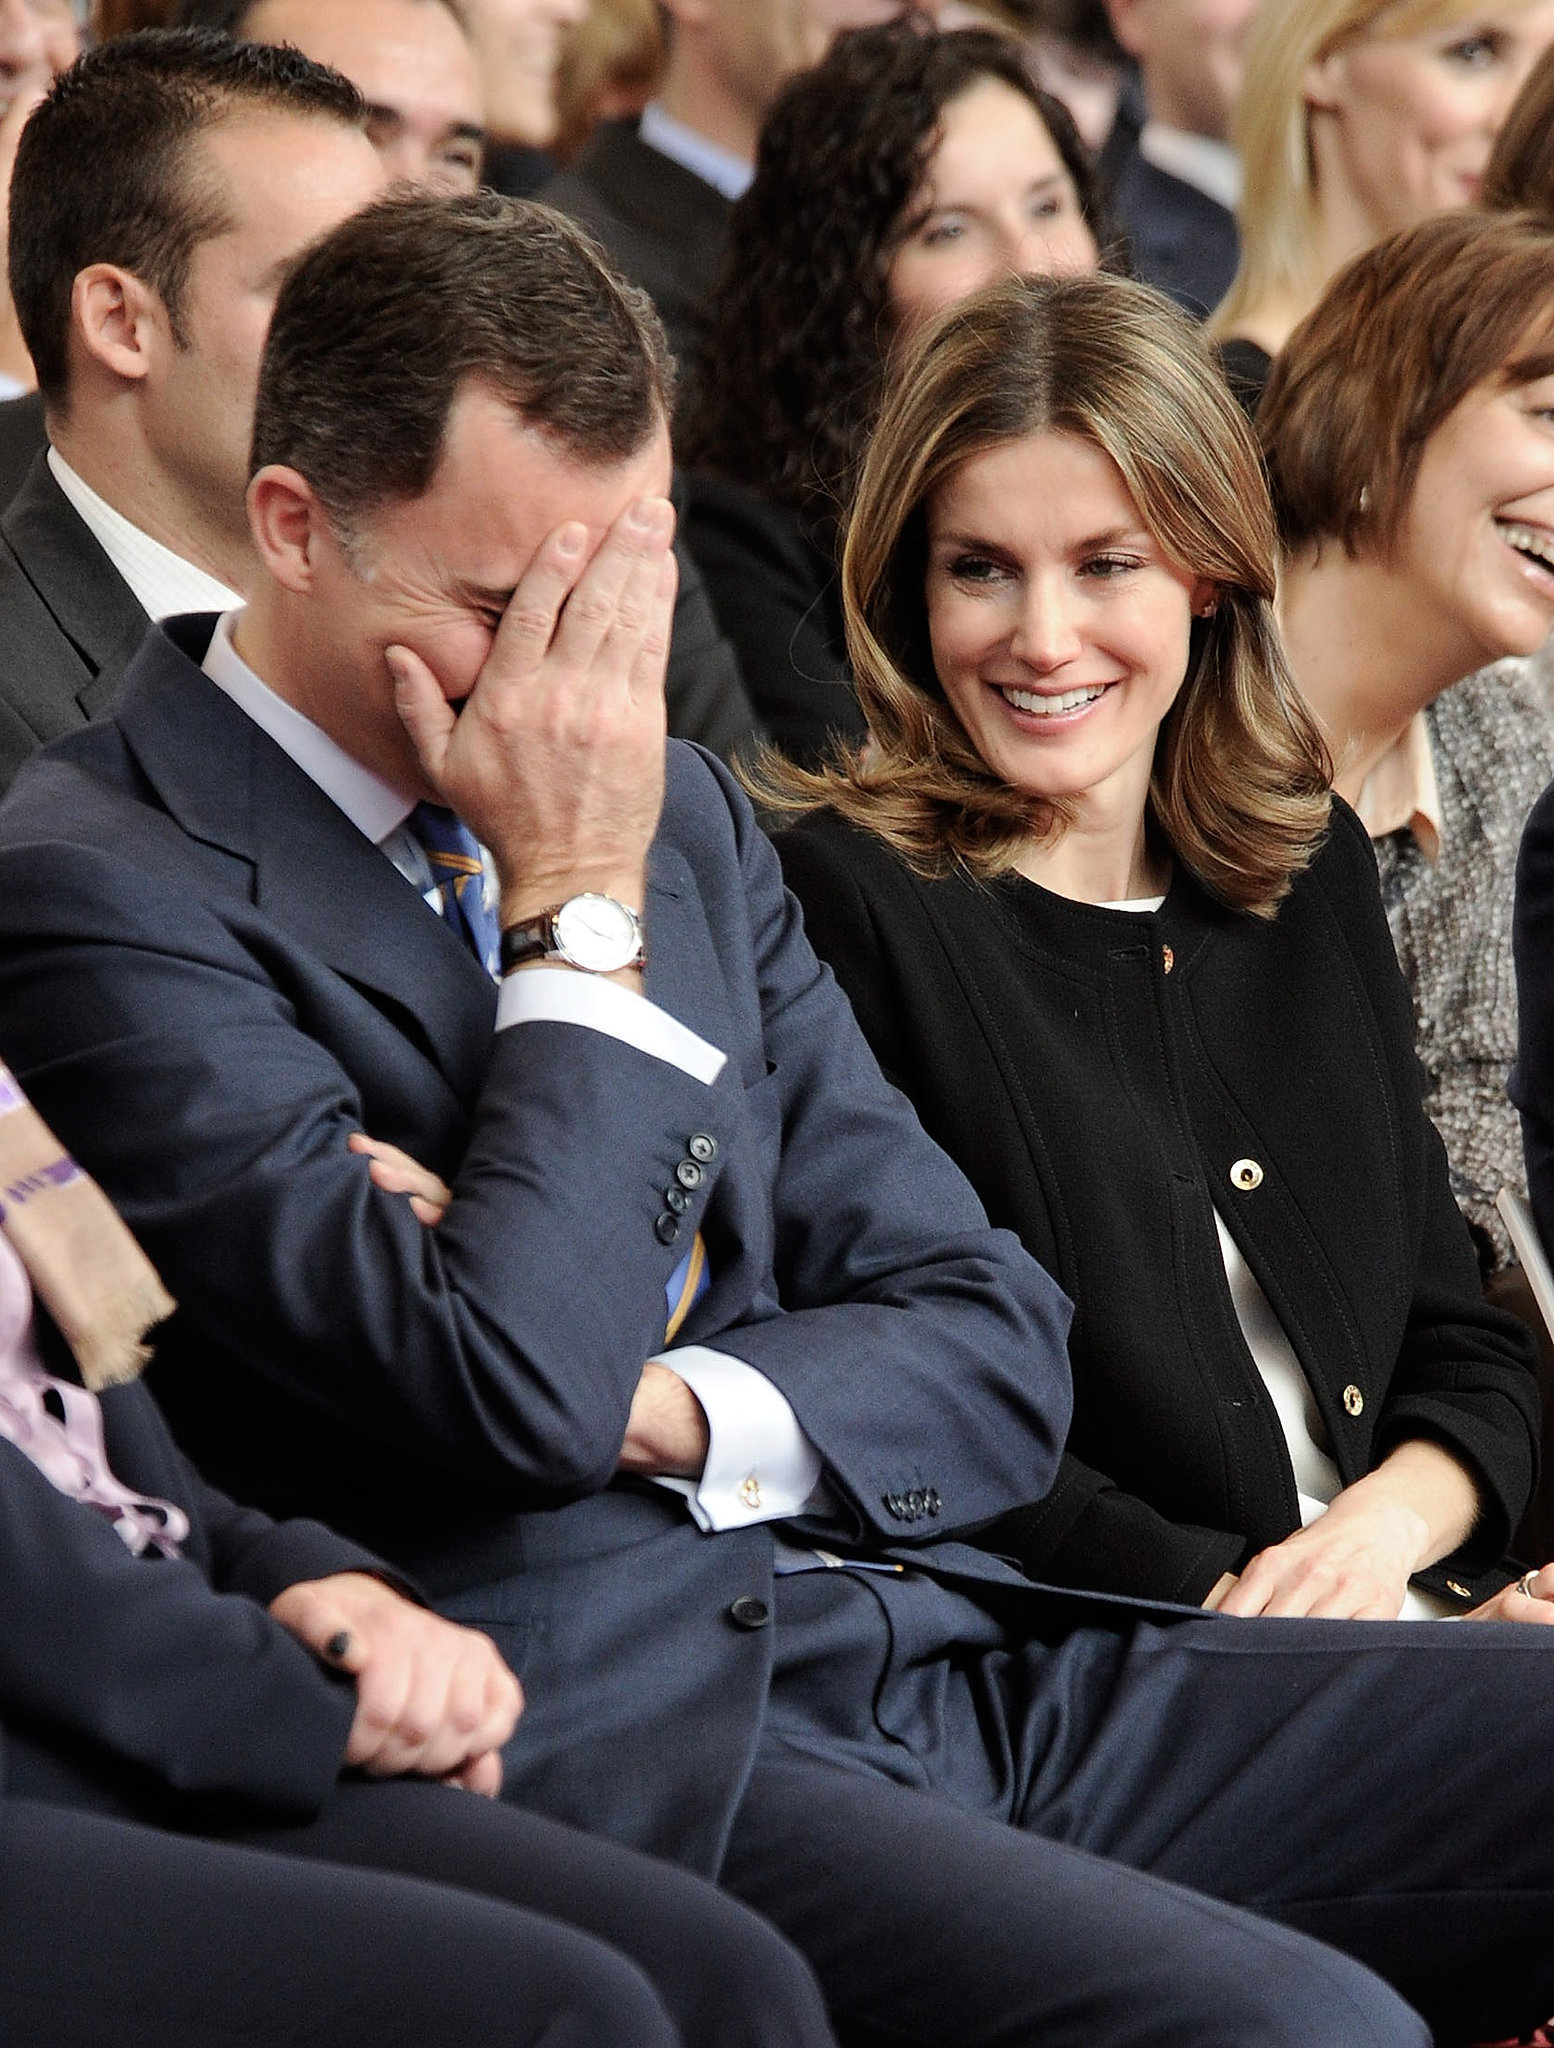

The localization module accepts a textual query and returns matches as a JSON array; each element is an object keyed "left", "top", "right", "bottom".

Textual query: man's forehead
[{"left": 246, "top": 0, "right": 483, "bottom": 110}]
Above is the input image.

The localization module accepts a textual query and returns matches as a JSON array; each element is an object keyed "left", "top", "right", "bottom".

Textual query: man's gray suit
[{"left": 3, "top": 615, "right": 1554, "bottom": 2046}]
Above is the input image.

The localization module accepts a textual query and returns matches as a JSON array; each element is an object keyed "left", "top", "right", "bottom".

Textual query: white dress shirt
[
  {"left": 48, "top": 450, "right": 242, "bottom": 622},
  {"left": 638, "top": 100, "right": 753, "bottom": 202},
  {"left": 200, "top": 609, "right": 822, "bottom": 1531},
  {"left": 1137, "top": 124, "right": 1242, "bottom": 214}
]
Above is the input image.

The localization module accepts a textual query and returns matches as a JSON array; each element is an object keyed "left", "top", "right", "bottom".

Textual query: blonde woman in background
[{"left": 1211, "top": 0, "right": 1554, "bottom": 409}]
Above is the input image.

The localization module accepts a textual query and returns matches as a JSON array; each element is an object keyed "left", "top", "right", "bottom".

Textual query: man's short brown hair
[
  {"left": 250, "top": 190, "right": 672, "bottom": 533},
  {"left": 1261, "top": 209, "right": 1554, "bottom": 559},
  {"left": 10, "top": 28, "right": 365, "bottom": 411}
]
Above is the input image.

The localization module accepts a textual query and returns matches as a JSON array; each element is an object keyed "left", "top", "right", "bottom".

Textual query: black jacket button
[
  {"left": 654, "top": 1212, "right": 681, "bottom": 1245},
  {"left": 689, "top": 1133, "right": 718, "bottom": 1163},
  {"left": 675, "top": 1159, "right": 705, "bottom": 1190},
  {"left": 728, "top": 1596, "right": 771, "bottom": 1630}
]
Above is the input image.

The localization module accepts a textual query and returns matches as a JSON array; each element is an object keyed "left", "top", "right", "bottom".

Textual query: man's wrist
[{"left": 497, "top": 872, "right": 647, "bottom": 928}]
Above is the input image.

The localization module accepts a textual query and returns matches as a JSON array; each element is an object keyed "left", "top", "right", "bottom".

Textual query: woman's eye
[
  {"left": 1440, "top": 31, "right": 1502, "bottom": 66},
  {"left": 946, "top": 553, "right": 1003, "bottom": 584},
  {"left": 921, "top": 216, "right": 966, "bottom": 247},
  {"left": 1083, "top": 554, "right": 1143, "bottom": 579}
]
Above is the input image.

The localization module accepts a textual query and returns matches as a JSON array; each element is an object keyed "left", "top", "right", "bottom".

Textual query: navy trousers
[
  {"left": 0, "top": 1770, "right": 834, "bottom": 2048},
  {"left": 707, "top": 1568, "right": 1554, "bottom": 2048}
]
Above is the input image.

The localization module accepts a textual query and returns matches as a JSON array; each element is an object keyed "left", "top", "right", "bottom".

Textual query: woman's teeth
[
  {"left": 1497, "top": 519, "right": 1554, "bottom": 574},
  {"left": 1000, "top": 683, "right": 1106, "bottom": 716}
]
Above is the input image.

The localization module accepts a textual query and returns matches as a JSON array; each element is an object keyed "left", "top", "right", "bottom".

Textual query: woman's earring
[{"left": 1194, "top": 599, "right": 1218, "bottom": 619}]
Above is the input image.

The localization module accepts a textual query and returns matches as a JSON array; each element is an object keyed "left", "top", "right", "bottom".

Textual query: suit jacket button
[
  {"left": 688, "top": 1133, "right": 718, "bottom": 1163},
  {"left": 654, "top": 1212, "right": 681, "bottom": 1245},
  {"left": 1342, "top": 1383, "right": 1365, "bottom": 1417},
  {"left": 675, "top": 1159, "right": 705, "bottom": 1190},
  {"left": 926, "top": 1488, "right": 942, "bottom": 1516},
  {"left": 665, "top": 1186, "right": 691, "bottom": 1215},
  {"left": 884, "top": 1492, "right": 905, "bottom": 1518},
  {"left": 728, "top": 1596, "right": 771, "bottom": 1630},
  {"left": 1230, "top": 1157, "right": 1264, "bottom": 1192}
]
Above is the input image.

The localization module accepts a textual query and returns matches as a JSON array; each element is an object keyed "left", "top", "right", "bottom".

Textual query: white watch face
[{"left": 553, "top": 893, "right": 642, "bottom": 973}]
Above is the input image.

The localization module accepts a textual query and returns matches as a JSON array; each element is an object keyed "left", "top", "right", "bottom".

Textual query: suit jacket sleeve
[
  {"left": 0, "top": 1421, "right": 357, "bottom": 1814},
  {"left": 669, "top": 750, "right": 1077, "bottom": 1545},
  {"left": 0, "top": 741, "right": 1074, "bottom": 1548}
]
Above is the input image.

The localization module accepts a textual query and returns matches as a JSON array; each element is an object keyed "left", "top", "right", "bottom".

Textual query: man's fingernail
[
  {"left": 325, "top": 1631, "right": 353, "bottom": 1660},
  {"left": 555, "top": 523, "right": 586, "bottom": 557}
]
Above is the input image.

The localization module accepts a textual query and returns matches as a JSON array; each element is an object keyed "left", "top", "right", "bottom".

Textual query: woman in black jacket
[
  {"left": 772, "top": 267, "right": 1551, "bottom": 1622},
  {"left": 678, "top": 17, "right": 1108, "bottom": 766}
]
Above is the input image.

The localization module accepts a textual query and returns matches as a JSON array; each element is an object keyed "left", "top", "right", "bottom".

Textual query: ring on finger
[{"left": 1518, "top": 1568, "right": 1541, "bottom": 1600}]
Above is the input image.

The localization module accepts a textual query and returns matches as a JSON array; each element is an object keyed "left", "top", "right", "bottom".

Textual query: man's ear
[
  {"left": 70, "top": 264, "right": 164, "bottom": 384},
  {"left": 1102, "top": 0, "right": 1148, "bottom": 64},
  {"left": 248, "top": 465, "right": 333, "bottom": 595},
  {"left": 658, "top": 0, "right": 710, "bottom": 30}
]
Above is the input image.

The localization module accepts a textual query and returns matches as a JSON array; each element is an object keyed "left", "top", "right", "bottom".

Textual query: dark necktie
[{"left": 409, "top": 802, "right": 501, "bottom": 978}]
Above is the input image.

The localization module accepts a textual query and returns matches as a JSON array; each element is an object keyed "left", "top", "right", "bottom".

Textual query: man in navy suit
[
  {"left": 5, "top": 185, "right": 1554, "bottom": 2048},
  {"left": 1102, "top": 0, "right": 1251, "bottom": 315}
]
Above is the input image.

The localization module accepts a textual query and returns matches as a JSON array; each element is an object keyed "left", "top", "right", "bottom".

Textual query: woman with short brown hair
[
  {"left": 773, "top": 265, "right": 1550, "bottom": 1621},
  {"left": 1264, "top": 209, "right": 1554, "bottom": 1291}
]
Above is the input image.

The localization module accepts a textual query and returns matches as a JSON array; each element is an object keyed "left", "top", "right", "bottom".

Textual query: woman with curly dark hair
[{"left": 678, "top": 17, "right": 1109, "bottom": 764}]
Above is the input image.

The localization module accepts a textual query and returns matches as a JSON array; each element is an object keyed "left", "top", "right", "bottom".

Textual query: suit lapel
[
  {"left": 115, "top": 620, "right": 497, "bottom": 1102},
  {"left": 1, "top": 455, "right": 149, "bottom": 715}
]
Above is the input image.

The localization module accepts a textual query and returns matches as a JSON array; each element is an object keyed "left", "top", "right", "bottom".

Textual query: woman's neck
[
  {"left": 1013, "top": 805, "right": 1169, "bottom": 906},
  {"left": 1279, "top": 544, "right": 1477, "bottom": 803}
]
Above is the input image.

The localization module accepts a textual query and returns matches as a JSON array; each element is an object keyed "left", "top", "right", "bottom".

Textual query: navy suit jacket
[
  {"left": 0, "top": 1324, "right": 378, "bottom": 1827},
  {"left": 0, "top": 614, "right": 1102, "bottom": 1870},
  {"left": 1111, "top": 151, "right": 1239, "bottom": 320}
]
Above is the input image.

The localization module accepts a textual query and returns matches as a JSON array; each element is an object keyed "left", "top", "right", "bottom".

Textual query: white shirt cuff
[
  {"left": 495, "top": 966, "right": 726, "bottom": 1083},
  {"left": 651, "top": 1344, "right": 823, "bottom": 1531}
]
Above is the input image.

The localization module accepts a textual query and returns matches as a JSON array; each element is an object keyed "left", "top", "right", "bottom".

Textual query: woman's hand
[
  {"left": 1216, "top": 1489, "right": 1429, "bottom": 1619},
  {"left": 1214, "top": 1439, "right": 1483, "bottom": 1620},
  {"left": 348, "top": 1132, "right": 451, "bottom": 1225},
  {"left": 1461, "top": 1563, "right": 1554, "bottom": 1625}
]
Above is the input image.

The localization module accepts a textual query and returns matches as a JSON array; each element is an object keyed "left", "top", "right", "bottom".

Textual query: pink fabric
[{"left": 0, "top": 1229, "right": 188, "bottom": 1557}]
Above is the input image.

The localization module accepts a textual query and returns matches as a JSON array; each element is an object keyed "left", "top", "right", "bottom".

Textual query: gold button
[
  {"left": 1342, "top": 1384, "right": 1364, "bottom": 1417},
  {"left": 1161, "top": 944, "right": 1175, "bottom": 974},
  {"left": 1445, "top": 1580, "right": 1471, "bottom": 1600},
  {"left": 739, "top": 1475, "right": 763, "bottom": 1509},
  {"left": 1230, "top": 1158, "right": 1263, "bottom": 1191}
]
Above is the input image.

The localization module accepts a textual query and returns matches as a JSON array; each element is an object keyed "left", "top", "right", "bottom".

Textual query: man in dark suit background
[
  {"left": 541, "top": 0, "right": 899, "bottom": 372},
  {"left": 1101, "top": 0, "right": 1252, "bottom": 316},
  {"left": 0, "top": 24, "right": 757, "bottom": 779},
  {"left": 8, "top": 172, "right": 1554, "bottom": 2047}
]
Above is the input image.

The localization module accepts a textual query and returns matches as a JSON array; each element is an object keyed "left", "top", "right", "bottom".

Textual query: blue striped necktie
[{"left": 408, "top": 803, "right": 501, "bottom": 979}]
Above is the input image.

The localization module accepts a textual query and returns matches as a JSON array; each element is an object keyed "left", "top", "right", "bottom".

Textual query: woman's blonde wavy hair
[
  {"left": 1211, "top": 0, "right": 1519, "bottom": 339},
  {"left": 752, "top": 272, "right": 1331, "bottom": 919}
]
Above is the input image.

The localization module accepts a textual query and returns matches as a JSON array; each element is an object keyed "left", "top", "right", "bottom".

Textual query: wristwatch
[{"left": 499, "top": 893, "right": 646, "bottom": 976}]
